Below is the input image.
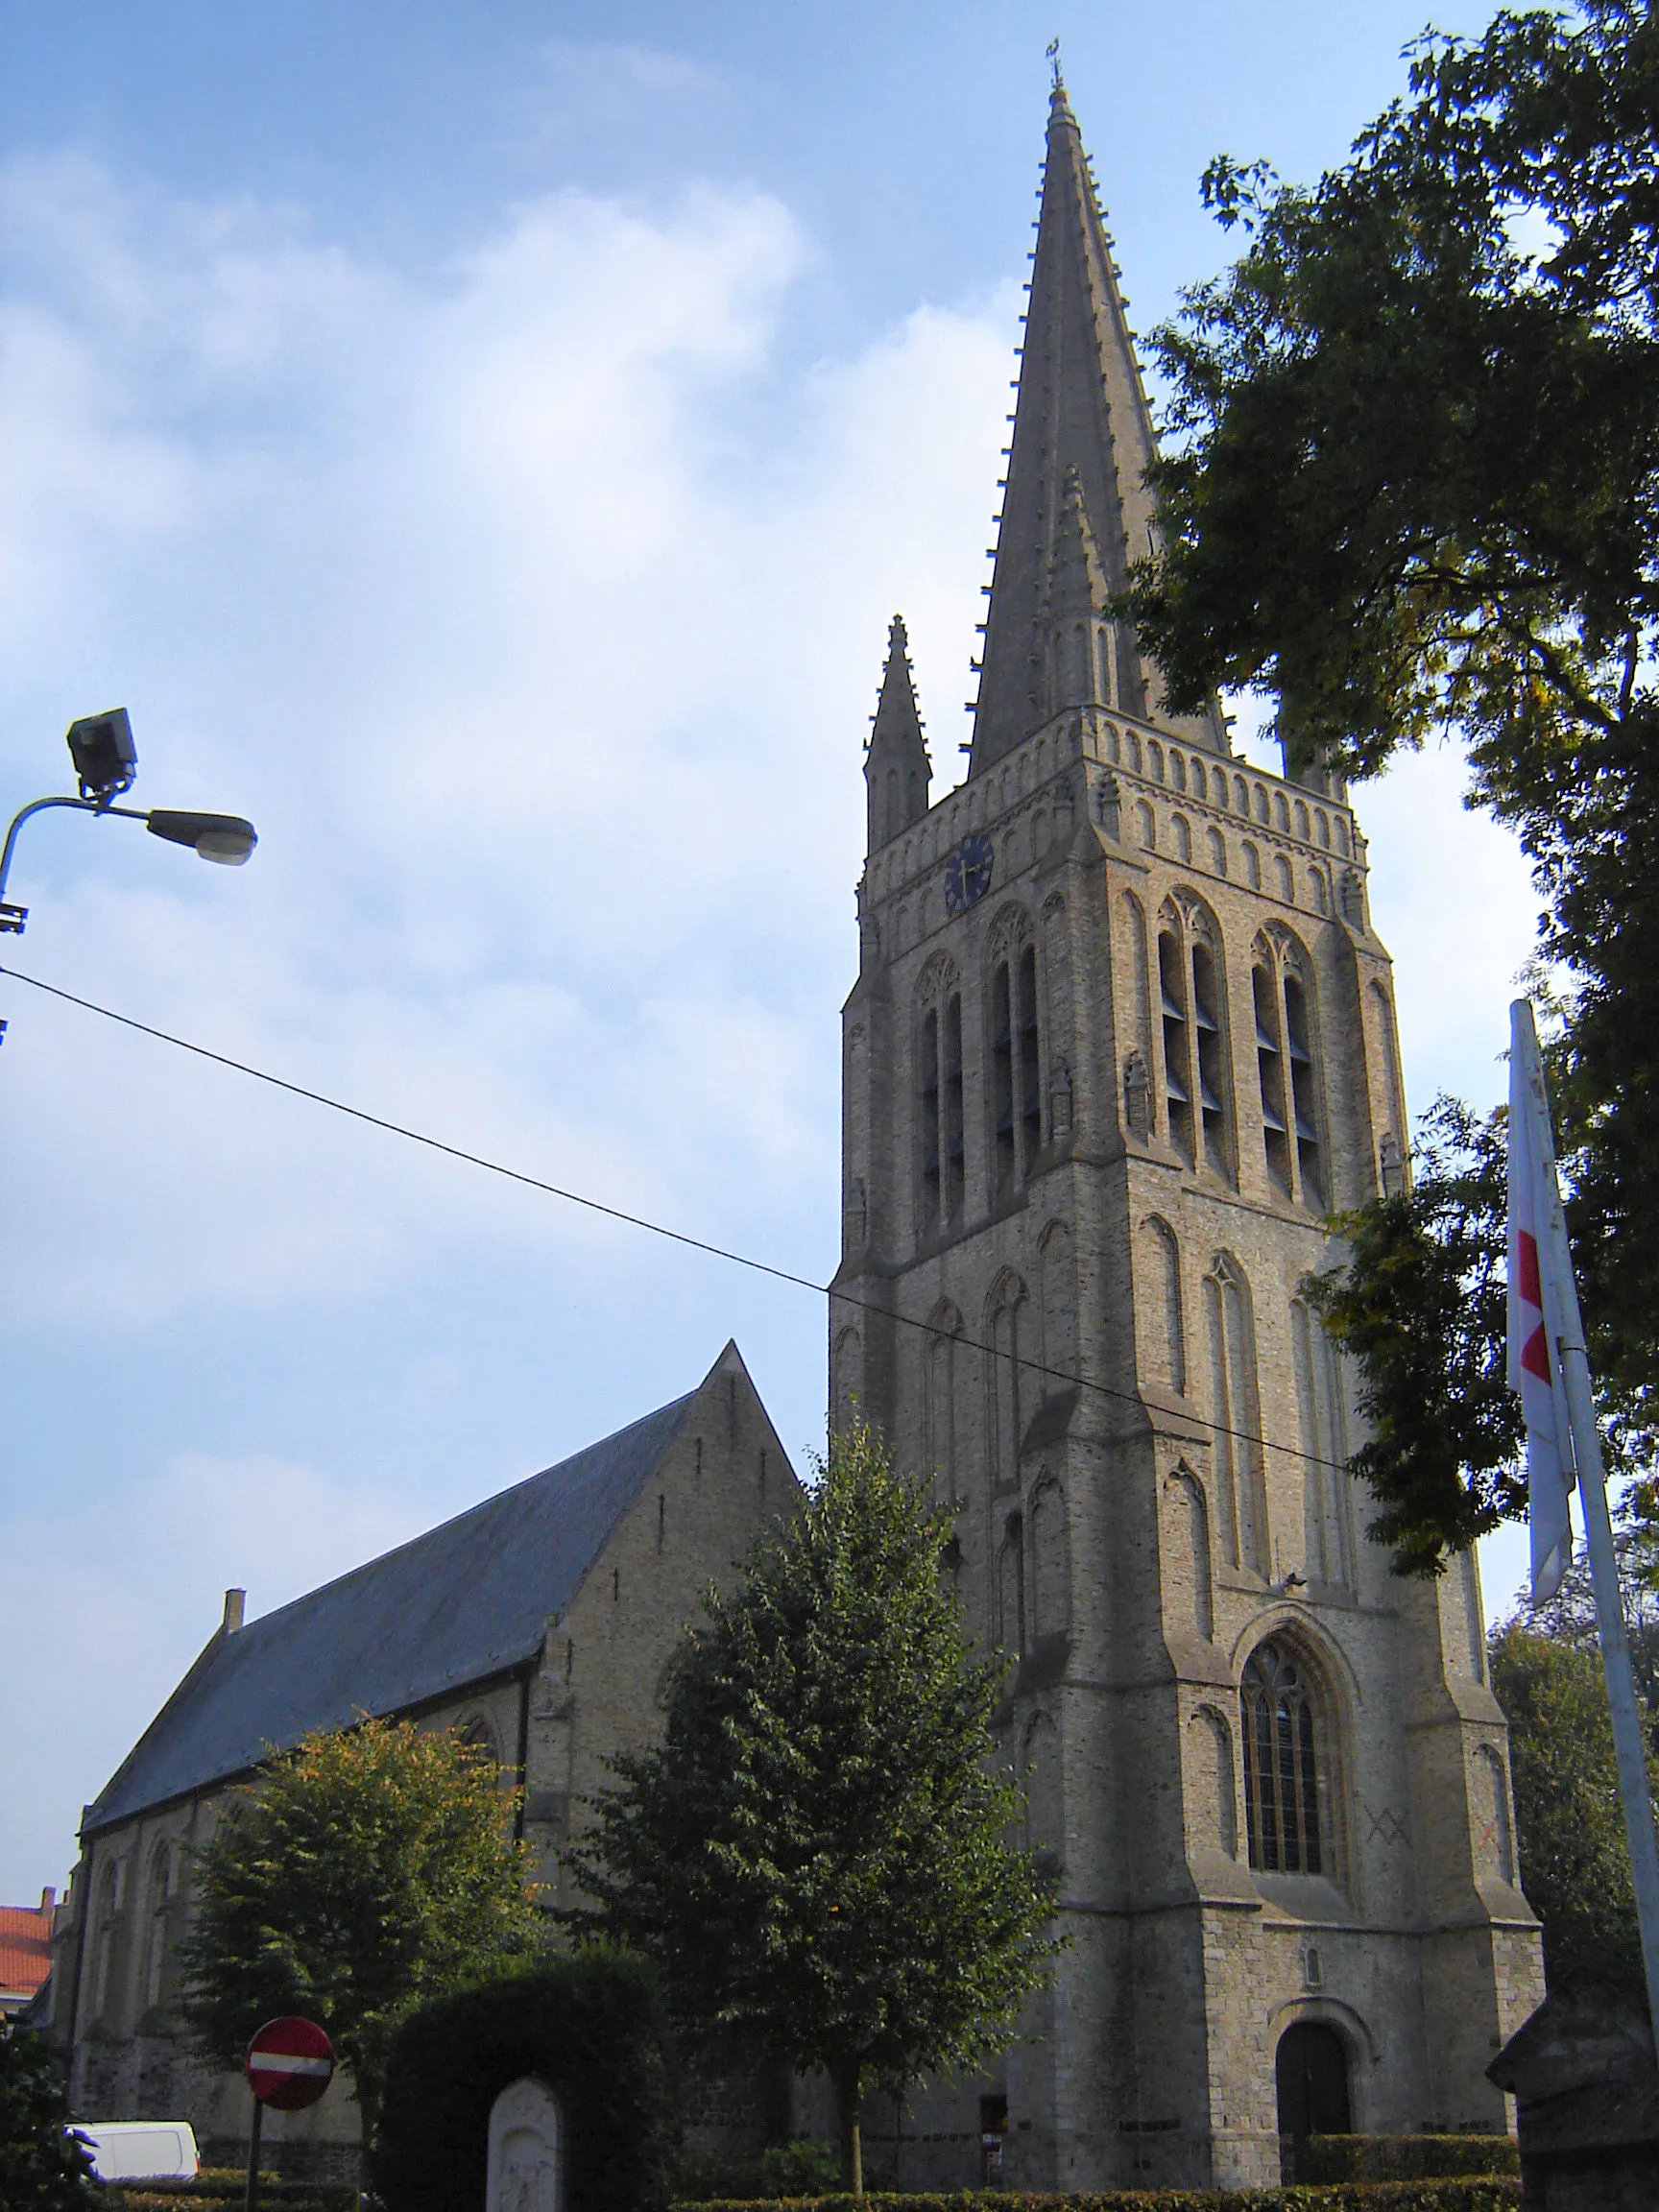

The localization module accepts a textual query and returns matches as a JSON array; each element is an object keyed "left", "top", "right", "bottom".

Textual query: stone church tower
[{"left": 830, "top": 82, "right": 1543, "bottom": 2191}]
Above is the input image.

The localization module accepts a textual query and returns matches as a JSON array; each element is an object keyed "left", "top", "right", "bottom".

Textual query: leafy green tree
[
  {"left": 1120, "top": 2, "right": 1659, "bottom": 1558},
  {"left": 569, "top": 1421, "right": 1060, "bottom": 2193},
  {"left": 0, "top": 2028, "right": 96, "bottom": 2208},
  {"left": 180, "top": 1716, "right": 542, "bottom": 2142},
  {"left": 1490, "top": 1623, "right": 1659, "bottom": 1994},
  {"left": 1304, "top": 1095, "right": 1521, "bottom": 1574}
]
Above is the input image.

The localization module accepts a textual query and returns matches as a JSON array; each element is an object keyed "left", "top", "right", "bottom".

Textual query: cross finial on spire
[{"left": 1046, "top": 36, "right": 1063, "bottom": 90}]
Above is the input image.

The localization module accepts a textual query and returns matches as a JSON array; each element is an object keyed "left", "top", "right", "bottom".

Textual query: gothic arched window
[
  {"left": 924, "top": 1303, "right": 963, "bottom": 1488},
  {"left": 1159, "top": 902, "right": 1233, "bottom": 1179},
  {"left": 988, "top": 918, "right": 1041, "bottom": 1195},
  {"left": 1241, "top": 1640, "right": 1328, "bottom": 1874},
  {"left": 1292, "top": 1299, "right": 1354, "bottom": 1589},
  {"left": 1204, "top": 1253, "right": 1267, "bottom": 1573},
  {"left": 987, "top": 1273, "right": 1027, "bottom": 1492},
  {"left": 457, "top": 1714, "right": 499, "bottom": 1768},
  {"left": 143, "top": 1841, "right": 173, "bottom": 2012},
  {"left": 1252, "top": 938, "right": 1327, "bottom": 1210},
  {"left": 997, "top": 1509, "right": 1024, "bottom": 1653},
  {"left": 92, "top": 1859, "right": 124, "bottom": 2023},
  {"left": 916, "top": 964, "right": 965, "bottom": 1238}
]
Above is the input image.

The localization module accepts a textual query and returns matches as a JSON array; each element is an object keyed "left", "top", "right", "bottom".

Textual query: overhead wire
[{"left": 0, "top": 959, "right": 1355, "bottom": 1479}]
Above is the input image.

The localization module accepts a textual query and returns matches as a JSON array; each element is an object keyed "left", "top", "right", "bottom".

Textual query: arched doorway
[{"left": 1276, "top": 2020, "right": 1351, "bottom": 2179}]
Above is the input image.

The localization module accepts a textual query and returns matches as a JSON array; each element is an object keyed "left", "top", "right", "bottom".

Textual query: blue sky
[{"left": 0, "top": 0, "right": 1538, "bottom": 1899}]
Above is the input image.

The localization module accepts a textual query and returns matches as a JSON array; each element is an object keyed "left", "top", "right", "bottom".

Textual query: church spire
[
  {"left": 968, "top": 84, "right": 1227, "bottom": 774},
  {"left": 865, "top": 613, "right": 931, "bottom": 854}
]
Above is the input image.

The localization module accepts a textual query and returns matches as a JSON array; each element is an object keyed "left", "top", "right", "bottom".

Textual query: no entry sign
[{"left": 244, "top": 2017, "right": 334, "bottom": 2111}]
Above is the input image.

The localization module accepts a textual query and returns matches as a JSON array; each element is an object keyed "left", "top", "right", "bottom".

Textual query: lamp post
[{"left": 0, "top": 709, "right": 257, "bottom": 1041}]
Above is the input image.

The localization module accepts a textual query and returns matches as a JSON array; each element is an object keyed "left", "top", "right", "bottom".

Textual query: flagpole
[{"left": 1513, "top": 998, "right": 1659, "bottom": 2044}]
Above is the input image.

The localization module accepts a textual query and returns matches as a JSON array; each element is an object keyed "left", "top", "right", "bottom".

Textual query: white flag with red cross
[{"left": 1507, "top": 1012, "right": 1575, "bottom": 1604}]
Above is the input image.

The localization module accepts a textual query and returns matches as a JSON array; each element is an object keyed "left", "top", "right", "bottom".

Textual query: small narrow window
[
  {"left": 1234, "top": 774, "right": 1250, "bottom": 815},
  {"left": 920, "top": 1005, "right": 942, "bottom": 1232},
  {"left": 1293, "top": 798, "right": 1310, "bottom": 841},
  {"left": 943, "top": 995, "right": 965, "bottom": 1223},
  {"left": 1172, "top": 812, "right": 1192, "bottom": 862},
  {"left": 1242, "top": 841, "right": 1262, "bottom": 890},
  {"left": 1170, "top": 750, "right": 1188, "bottom": 795},
  {"left": 1274, "top": 853, "right": 1295, "bottom": 902},
  {"left": 1273, "top": 791, "right": 1291, "bottom": 834},
  {"left": 1136, "top": 800, "right": 1156, "bottom": 851},
  {"left": 1159, "top": 929, "right": 1192, "bottom": 1162},
  {"left": 1254, "top": 784, "right": 1270, "bottom": 826},
  {"left": 1018, "top": 945, "right": 1042, "bottom": 1172},
  {"left": 991, "top": 962, "right": 1016, "bottom": 1194},
  {"left": 1095, "top": 624, "right": 1114, "bottom": 706},
  {"left": 1206, "top": 826, "right": 1227, "bottom": 876}
]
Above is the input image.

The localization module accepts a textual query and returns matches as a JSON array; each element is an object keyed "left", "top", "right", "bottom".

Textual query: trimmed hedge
[
  {"left": 671, "top": 2185, "right": 1522, "bottom": 2212},
  {"left": 1302, "top": 2140, "right": 1518, "bottom": 2184},
  {"left": 104, "top": 2175, "right": 352, "bottom": 2198},
  {"left": 104, "top": 2197, "right": 346, "bottom": 2212},
  {"left": 373, "top": 1947, "right": 678, "bottom": 2212}
]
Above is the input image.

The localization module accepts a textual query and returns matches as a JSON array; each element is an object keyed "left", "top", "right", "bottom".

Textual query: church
[
  {"left": 48, "top": 80, "right": 1541, "bottom": 2194},
  {"left": 828, "top": 79, "right": 1541, "bottom": 2189},
  {"left": 48, "top": 1344, "right": 801, "bottom": 2178}
]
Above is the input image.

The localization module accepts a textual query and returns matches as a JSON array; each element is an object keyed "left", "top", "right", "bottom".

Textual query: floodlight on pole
[{"left": 0, "top": 709, "right": 258, "bottom": 1039}]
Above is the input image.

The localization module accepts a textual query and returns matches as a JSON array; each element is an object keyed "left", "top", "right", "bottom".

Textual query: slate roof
[{"left": 84, "top": 1388, "right": 698, "bottom": 1836}]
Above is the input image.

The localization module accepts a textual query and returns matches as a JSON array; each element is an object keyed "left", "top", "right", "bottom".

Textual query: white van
[{"left": 68, "top": 2119, "right": 201, "bottom": 2182}]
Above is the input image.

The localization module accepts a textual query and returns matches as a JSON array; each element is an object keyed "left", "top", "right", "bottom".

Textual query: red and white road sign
[{"left": 244, "top": 2017, "right": 335, "bottom": 2111}]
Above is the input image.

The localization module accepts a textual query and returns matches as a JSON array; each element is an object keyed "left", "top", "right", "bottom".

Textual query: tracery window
[
  {"left": 1253, "top": 939, "right": 1326, "bottom": 1208},
  {"left": 1158, "top": 902, "right": 1232, "bottom": 1178},
  {"left": 1240, "top": 1640, "right": 1326, "bottom": 1874}
]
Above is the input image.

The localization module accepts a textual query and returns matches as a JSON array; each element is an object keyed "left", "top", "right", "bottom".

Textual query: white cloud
[
  {"left": 0, "top": 146, "right": 1013, "bottom": 1892},
  {"left": 0, "top": 1452, "right": 422, "bottom": 1892},
  {"left": 0, "top": 156, "right": 1008, "bottom": 1338}
]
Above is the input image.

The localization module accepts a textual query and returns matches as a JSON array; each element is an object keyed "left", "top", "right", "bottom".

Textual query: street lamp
[{"left": 0, "top": 708, "right": 257, "bottom": 1039}]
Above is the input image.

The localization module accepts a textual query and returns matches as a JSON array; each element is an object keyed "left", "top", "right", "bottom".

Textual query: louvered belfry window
[{"left": 1241, "top": 1640, "right": 1324, "bottom": 1873}]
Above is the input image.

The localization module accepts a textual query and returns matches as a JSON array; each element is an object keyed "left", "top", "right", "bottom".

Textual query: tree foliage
[
  {"left": 0, "top": 2028, "right": 96, "bottom": 2208},
  {"left": 1304, "top": 1096, "right": 1522, "bottom": 1575},
  {"left": 180, "top": 1716, "right": 542, "bottom": 2138},
  {"left": 1490, "top": 1623, "right": 1659, "bottom": 1996},
  {"left": 1123, "top": 2, "right": 1659, "bottom": 1558},
  {"left": 568, "top": 1421, "right": 1059, "bottom": 2193}
]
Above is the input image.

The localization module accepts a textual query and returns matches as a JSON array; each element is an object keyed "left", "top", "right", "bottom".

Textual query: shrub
[
  {"left": 669, "top": 2182, "right": 1522, "bottom": 2212},
  {"left": 105, "top": 2197, "right": 347, "bottom": 2211},
  {"left": 0, "top": 2025, "right": 97, "bottom": 2208},
  {"left": 1301, "top": 2138, "right": 1519, "bottom": 2184},
  {"left": 372, "top": 1946, "right": 677, "bottom": 2212}
]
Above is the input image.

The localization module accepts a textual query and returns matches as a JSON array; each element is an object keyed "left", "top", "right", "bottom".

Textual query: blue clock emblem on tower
[{"left": 944, "top": 832, "right": 995, "bottom": 915}]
